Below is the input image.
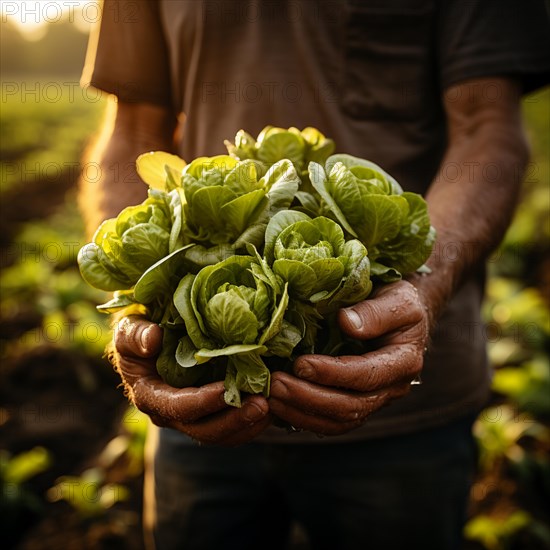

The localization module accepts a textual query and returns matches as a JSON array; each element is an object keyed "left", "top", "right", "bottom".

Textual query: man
[{"left": 80, "top": 1, "right": 550, "bottom": 548}]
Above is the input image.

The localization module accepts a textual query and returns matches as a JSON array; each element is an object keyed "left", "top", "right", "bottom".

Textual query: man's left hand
[{"left": 269, "top": 280, "right": 429, "bottom": 435}]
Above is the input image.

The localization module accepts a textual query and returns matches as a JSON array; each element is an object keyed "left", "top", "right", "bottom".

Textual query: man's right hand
[{"left": 113, "top": 316, "right": 271, "bottom": 446}]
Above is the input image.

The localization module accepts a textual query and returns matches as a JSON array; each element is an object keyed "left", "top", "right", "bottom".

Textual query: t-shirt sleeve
[
  {"left": 437, "top": 0, "right": 550, "bottom": 94},
  {"left": 81, "top": 0, "right": 172, "bottom": 105}
]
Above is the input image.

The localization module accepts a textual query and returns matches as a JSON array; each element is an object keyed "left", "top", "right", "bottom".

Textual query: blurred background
[{"left": 0, "top": 2, "right": 549, "bottom": 549}]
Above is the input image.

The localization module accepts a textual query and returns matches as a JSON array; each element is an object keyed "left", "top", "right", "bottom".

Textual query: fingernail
[
  {"left": 297, "top": 361, "right": 314, "bottom": 380},
  {"left": 343, "top": 308, "right": 363, "bottom": 330},
  {"left": 243, "top": 402, "right": 264, "bottom": 423},
  {"left": 139, "top": 325, "right": 154, "bottom": 352},
  {"left": 270, "top": 380, "right": 289, "bottom": 399}
]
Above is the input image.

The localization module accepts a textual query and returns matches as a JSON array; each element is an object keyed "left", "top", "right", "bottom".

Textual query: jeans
[{"left": 146, "top": 414, "right": 478, "bottom": 550}]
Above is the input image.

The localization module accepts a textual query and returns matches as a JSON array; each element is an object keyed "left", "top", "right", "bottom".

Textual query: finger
[
  {"left": 338, "top": 281, "right": 425, "bottom": 340},
  {"left": 270, "top": 373, "right": 410, "bottom": 424},
  {"left": 114, "top": 316, "right": 163, "bottom": 358},
  {"left": 270, "top": 381, "right": 410, "bottom": 436},
  {"left": 271, "top": 401, "right": 364, "bottom": 436},
  {"left": 172, "top": 395, "right": 271, "bottom": 445},
  {"left": 133, "top": 377, "right": 230, "bottom": 423},
  {"left": 294, "top": 343, "right": 424, "bottom": 392}
]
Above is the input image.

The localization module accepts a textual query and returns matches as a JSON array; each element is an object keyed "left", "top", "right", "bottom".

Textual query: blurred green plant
[
  {"left": 0, "top": 447, "right": 52, "bottom": 523},
  {"left": 47, "top": 467, "right": 128, "bottom": 518},
  {"left": 464, "top": 511, "right": 550, "bottom": 550},
  {"left": 97, "top": 406, "right": 149, "bottom": 477},
  {"left": 474, "top": 405, "right": 549, "bottom": 472},
  {"left": 46, "top": 407, "right": 147, "bottom": 518},
  {"left": 467, "top": 90, "right": 550, "bottom": 548}
]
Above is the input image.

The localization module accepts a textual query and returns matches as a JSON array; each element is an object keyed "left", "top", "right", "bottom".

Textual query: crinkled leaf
[
  {"left": 355, "top": 194, "right": 408, "bottom": 248},
  {"left": 77, "top": 243, "right": 131, "bottom": 291},
  {"left": 224, "top": 362, "right": 242, "bottom": 407},
  {"left": 264, "top": 320, "right": 303, "bottom": 358},
  {"left": 183, "top": 155, "right": 238, "bottom": 180},
  {"left": 223, "top": 353, "right": 271, "bottom": 407},
  {"left": 272, "top": 259, "right": 317, "bottom": 300},
  {"left": 308, "top": 258, "right": 345, "bottom": 295},
  {"left": 264, "top": 210, "right": 310, "bottom": 263},
  {"left": 204, "top": 290, "right": 259, "bottom": 346},
  {"left": 121, "top": 223, "right": 171, "bottom": 269}
]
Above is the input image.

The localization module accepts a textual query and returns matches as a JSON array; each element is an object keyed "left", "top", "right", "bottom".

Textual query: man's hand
[
  {"left": 269, "top": 281, "right": 429, "bottom": 435},
  {"left": 113, "top": 316, "right": 271, "bottom": 446}
]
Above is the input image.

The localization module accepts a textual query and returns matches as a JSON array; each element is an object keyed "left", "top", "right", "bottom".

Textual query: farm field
[{"left": 1, "top": 22, "right": 549, "bottom": 548}]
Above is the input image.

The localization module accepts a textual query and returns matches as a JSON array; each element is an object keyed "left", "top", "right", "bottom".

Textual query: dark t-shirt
[{"left": 83, "top": 0, "right": 550, "bottom": 441}]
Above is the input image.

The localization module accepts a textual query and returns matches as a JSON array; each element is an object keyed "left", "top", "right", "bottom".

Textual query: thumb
[
  {"left": 114, "top": 315, "right": 163, "bottom": 358},
  {"left": 337, "top": 281, "right": 424, "bottom": 339}
]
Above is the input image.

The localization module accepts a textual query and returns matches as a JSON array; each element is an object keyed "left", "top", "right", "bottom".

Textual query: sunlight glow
[{"left": 1, "top": 1, "right": 96, "bottom": 37}]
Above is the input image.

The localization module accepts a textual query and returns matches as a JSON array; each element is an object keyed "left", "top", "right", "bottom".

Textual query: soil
[{"left": 0, "top": 345, "right": 144, "bottom": 550}]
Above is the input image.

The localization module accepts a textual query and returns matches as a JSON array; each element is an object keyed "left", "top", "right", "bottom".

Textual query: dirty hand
[
  {"left": 269, "top": 281, "right": 429, "bottom": 436},
  {"left": 113, "top": 316, "right": 271, "bottom": 445}
]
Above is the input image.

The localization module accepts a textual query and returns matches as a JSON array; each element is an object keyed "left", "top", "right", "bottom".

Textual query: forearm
[
  {"left": 410, "top": 79, "right": 529, "bottom": 327},
  {"left": 79, "top": 99, "right": 177, "bottom": 237}
]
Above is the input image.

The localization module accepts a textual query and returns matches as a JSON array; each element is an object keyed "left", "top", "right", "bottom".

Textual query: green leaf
[
  {"left": 223, "top": 159, "right": 262, "bottom": 194},
  {"left": 77, "top": 243, "right": 131, "bottom": 291},
  {"left": 173, "top": 274, "right": 214, "bottom": 350},
  {"left": 257, "top": 131, "right": 304, "bottom": 166},
  {"left": 195, "top": 344, "right": 267, "bottom": 363},
  {"left": 168, "top": 190, "right": 185, "bottom": 253},
  {"left": 227, "top": 353, "right": 271, "bottom": 399},
  {"left": 262, "top": 159, "right": 301, "bottom": 215},
  {"left": 273, "top": 259, "right": 317, "bottom": 299},
  {"left": 156, "top": 329, "right": 205, "bottom": 387},
  {"left": 355, "top": 194, "right": 408, "bottom": 248},
  {"left": 183, "top": 155, "right": 238, "bottom": 180},
  {"left": 370, "top": 261, "right": 402, "bottom": 283},
  {"left": 175, "top": 335, "right": 198, "bottom": 368},
  {"left": 264, "top": 320, "right": 303, "bottom": 358},
  {"left": 308, "top": 258, "right": 345, "bottom": 295},
  {"left": 309, "top": 162, "right": 358, "bottom": 237},
  {"left": 259, "top": 282, "right": 290, "bottom": 344},
  {"left": 375, "top": 193, "right": 435, "bottom": 273},
  {"left": 204, "top": 290, "right": 260, "bottom": 346},
  {"left": 264, "top": 210, "right": 310, "bottom": 263},
  {"left": 96, "top": 290, "right": 138, "bottom": 314},
  {"left": 134, "top": 245, "right": 194, "bottom": 304},
  {"left": 121, "top": 223, "right": 171, "bottom": 269},
  {"left": 189, "top": 185, "right": 236, "bottom": 231},
  {"left": 136, "top": 151, "right": 186, "bottom": 191},
  {"left": 295, "top": 191, "right": 322, "bottom": 215},
  {"left": 220, "top": 189, "right": 267, "bottom": 237},
  {"left": 325, "top": 154, "right": 402, "bottom": 195},
  {"left": 223, "top": 362, "right": 242, "bottom": 407}
]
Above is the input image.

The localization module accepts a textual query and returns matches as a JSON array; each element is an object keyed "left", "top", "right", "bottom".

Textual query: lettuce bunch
[{"left": 78, "top": 126, "right": 435, "bottom": 406}]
